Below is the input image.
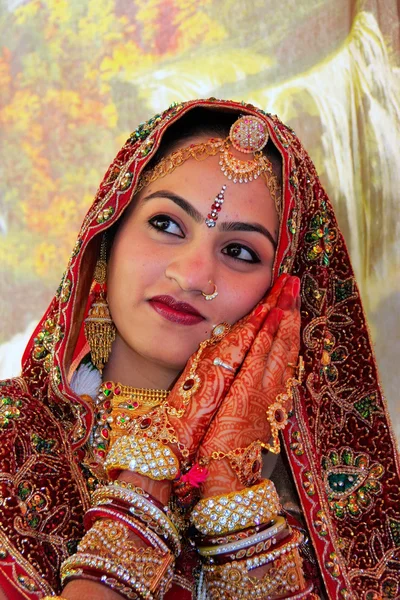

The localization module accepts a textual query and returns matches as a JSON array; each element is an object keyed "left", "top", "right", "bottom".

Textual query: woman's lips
[{"left": 148, "top": 295, "right": 205, "bottom": 326}]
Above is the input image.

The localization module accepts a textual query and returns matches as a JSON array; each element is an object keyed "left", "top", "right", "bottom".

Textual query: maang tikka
[
  {"left": 205, "top": 116, "right": 270, "bottom": 228},
  {"left": 84, "top": 234, "right": 116, "bottom": 372}
]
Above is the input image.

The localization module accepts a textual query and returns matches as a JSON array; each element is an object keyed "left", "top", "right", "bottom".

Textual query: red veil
[{"left": 0, "top": 99, "right": 398, "bottom": 599}]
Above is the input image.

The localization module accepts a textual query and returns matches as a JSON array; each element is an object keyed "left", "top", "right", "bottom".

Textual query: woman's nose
[{"left": 165, "top": 247, "right": 214, "bottom": 295}]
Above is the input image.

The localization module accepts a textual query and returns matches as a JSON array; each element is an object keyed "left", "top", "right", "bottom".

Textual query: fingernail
[{"left": 292, "top": 277, "right": 300, "bottom": 298}]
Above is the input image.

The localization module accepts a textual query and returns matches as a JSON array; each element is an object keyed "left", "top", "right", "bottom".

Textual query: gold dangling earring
[{"left": 84, "top": 234, "right": 116, "bottom": 373}]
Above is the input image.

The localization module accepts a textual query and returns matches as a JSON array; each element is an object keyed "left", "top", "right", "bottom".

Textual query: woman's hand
[
  {"left": 166, "top": 274, "right": 295, "bottom": 461},
  {"left": 196, "top": 275, "right": 301, "bottom": 498},
  {"left": 116, "top": 274, "right": 298, "bottom": 503}
]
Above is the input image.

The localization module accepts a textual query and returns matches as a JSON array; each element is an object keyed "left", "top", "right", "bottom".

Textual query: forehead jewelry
[
  {"left": 201, "top": 280, "right": 218, "bottom": 301},
  {"left": 137, "top": 114, "right": 281, "bottom": 216},
  {"left": 205, "top": 184, "right": 226, "bottom": 228},
  {"left": 220, "top": 115, "right": 269, "bottom": 183}
]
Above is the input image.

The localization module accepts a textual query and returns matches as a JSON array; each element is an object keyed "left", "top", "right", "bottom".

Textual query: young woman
[{"left": 0, "top": 99, "right": 398, "bottom": 600}]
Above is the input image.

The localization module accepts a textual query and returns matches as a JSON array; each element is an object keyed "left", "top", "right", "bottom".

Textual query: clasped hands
[
  {"left": 119, "top": 274, "right": 301, "bottom": 502},
  {"left": 171, "top": 272, "right": 301, "bottom": 498}
]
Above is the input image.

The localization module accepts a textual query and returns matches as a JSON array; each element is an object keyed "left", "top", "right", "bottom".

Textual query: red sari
[{"left": 0, "top": 99, "right": 398, "bottom": 599}]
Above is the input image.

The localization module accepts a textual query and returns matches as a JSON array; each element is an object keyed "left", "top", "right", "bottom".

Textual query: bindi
[{"left": 205, "top": 185, "right": 227, "bottom": 228}]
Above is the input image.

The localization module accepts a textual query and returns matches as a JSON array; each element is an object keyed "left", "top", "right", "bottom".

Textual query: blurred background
[{"left": 0, "top": 0, "right": 399, "bottom": 438}]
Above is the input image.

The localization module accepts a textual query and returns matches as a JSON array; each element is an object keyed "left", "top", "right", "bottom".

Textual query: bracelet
[
  {"left": 83, "top": 506, "right": 170, "bottom": 554},
  {"left": 198, "top": 440, "right": 263, "bottom": 487},
  {"left": 110, "top": 480, "right": 186, "bottom": 532},
  {"left": 261, "top": 359, "right": 304, "bottom": 455},
  {"left": 76, "top": 519, "right": 174, "bottom": 593},
  {"left": 208, "top": 527, "right": 303, "bottom": 566},
  {"left": 202, "top": 532, "right": 306, "bottom": 600},
  {"left": 92, "top": 484, "right": 181, "bottom": 555},
  {"left": 195, "top": 519, "right": 274, "bottom": 546},
  {"left": 197, "top": 515, "right": 287, "bottom": 558},
  {"left": 104, "top": 434, "right": 180, "bottom": 480},
  {"left": 191, "top": 479, "right": 281, "bottom": 535},
  {"left": 61, "top": 552, "right": 165, "bottom": 599}
]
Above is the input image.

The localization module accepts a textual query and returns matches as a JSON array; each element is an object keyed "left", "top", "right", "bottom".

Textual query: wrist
[{"left": 118, "top": 469, "right": 171, "bottom": 505}]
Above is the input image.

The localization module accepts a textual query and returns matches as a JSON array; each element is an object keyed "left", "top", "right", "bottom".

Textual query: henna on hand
[{"left": 198, "top": 275, "right": 301, "bottom": 498}]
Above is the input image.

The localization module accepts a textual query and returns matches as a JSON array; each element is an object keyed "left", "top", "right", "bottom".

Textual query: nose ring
[{"left": 201, "top": 280, "right": 218, "bottom": 301}]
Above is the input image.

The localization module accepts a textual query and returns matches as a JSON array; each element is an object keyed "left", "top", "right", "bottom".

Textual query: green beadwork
[
  {"left": 18, "top": 482, "right": 31, "bottom": 501},
  {"left": 17, "top": 576, "right": 38, "bottom": 591},
  {"left": 140, "top": 137, "right": 155, "bottom": 157},
  {"left": 71, "top": 238, "right": 83, "bottom": 258},
  {"left": 128, "top": 113, "right": 163, "bottom": 144},
  {"left": 0, "top": 396, "right": 22, "bottom": 427},
  {"left": 354, "top": 392, "right": 380, "bottom": 421},
  {"left": 96, "top": 206, "right": 114, "bottom": 224},
  {"left": 60, "top": 278, "right": 72, "bottom": 302},
  {"left": 31, "top": 433, "right": 56, "bottom": 454},
  {"left": 305, "top": 202, "right": 336, "bottom": 266},
  {"left": 389, "top": 518, "right": 400, "bottom": 547},
  {"left": 52, "top": 365, "right": 62, "bottom": 386},
  {"left": 118, "top": 171, "right": 133, "bottom": 191},
  {"left": 322, "top": 448, "right": 384, "bottom": 520}
]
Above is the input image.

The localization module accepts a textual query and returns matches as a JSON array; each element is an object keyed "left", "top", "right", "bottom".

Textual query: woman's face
[{"left": 107, "top": 136, "right": 279, "bottom": 372}]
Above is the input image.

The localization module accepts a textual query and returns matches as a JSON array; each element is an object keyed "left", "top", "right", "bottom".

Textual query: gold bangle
[
  {"left": 197, "top": 516, "right": 287, "bottom": 557},
  {"left": 76, "top": 519, "right": 174, "bottom": 592},
  {"left": 91, "top": 484, "right": 181, "bottom": 555},
  {"left": 104, "top": 434, "right": 180, "bottom": 480},
  {"left": 202, "top": 531, "right": 306, "bottom": 599},
  {"left": 191, "top": 479, "right": 281, "bottom": 536}
]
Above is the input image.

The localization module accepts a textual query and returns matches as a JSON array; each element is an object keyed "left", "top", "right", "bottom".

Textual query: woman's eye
[
  {"left": 148, "top": 215, "right": 184, "bottom": 238},
  {"left": 222, "top": 243, "right": 260, "bottom": 263}
]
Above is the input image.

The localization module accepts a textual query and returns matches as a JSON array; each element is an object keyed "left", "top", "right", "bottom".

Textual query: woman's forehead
[{"left": 138, "top": 155, "right": 278, "bottom": 231}]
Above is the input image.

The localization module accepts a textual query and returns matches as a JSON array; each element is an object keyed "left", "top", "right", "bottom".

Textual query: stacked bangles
[
  {"left": 190, "top": 479, "right": 312, "bottom": 600},
  {"left": 60, "top": 481, "right": 177, "bottom": 599}
]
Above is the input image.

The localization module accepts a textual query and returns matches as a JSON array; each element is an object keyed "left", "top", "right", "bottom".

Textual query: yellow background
[{"left": 0, "top": 0, "right": 399, "bottom": 438}]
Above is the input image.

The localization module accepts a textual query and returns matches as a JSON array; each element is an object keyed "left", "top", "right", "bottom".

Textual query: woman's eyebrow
[
  {"left": 219, "top": 221, "right": 277, "bottom": 249},
  {"left": 143, "top": 189, "right": 277, "bottom": 248},
  {"left": 142, "top": 190, "right": 203, "bottom": 223}
]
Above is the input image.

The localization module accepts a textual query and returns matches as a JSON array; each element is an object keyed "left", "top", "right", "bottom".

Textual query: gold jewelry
[
  {"left": 42, "top": 597, "right": 68, "bottom": 599},
  {"left": 91, "top": 483, "right": 181, "bottom": 555},
  {"left": 104, "top": 434, "right": 180, "bottom": 480},
  {"left": 92, "top": 381, "right": 170, "bottom": 461},
  {"left": 126, "top": 404, "right": 191, "bottom": 459},
  {"left": 61, "top": 550, "right": 173, "bottom": 598},
  {"left": 191, "top": 479, "right": 281, "bottom": 536},
  {"left": 197, "top": 516, "right": 287, "bottom": 558},
  {"left": 201, "top": 280, "right": 218, "bottom": 301},
  {"left": 84, "top": 234, "right": 116, "bottom": 373},
  {"left": 77, "top": 518, "right": 174, "bottom": 591},
  {"left": 288, "top": 355, "right": 305, "bottom": 384},
  {"left": 202, "top": 532, "right": 306, "bottom": 600},
  {"left": 261, "top": 358, "right": 304, "bottom": 455},
  {"left": 199, "top": 440, "right": 263, "bottom": 486},
  {"left": 170, "top": 322, "right": 231, "bottom": 419},
  {"left": 136, "top": 116, "right": 281, "bottom": 215}
]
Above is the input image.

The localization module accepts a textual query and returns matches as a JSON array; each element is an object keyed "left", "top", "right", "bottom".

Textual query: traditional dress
[{"left": 0, "top": 99, "right": 398, "bottom": 599}]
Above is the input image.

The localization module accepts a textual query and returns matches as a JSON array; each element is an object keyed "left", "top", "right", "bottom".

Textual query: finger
[{"left": 261, "top": 296, "right": 301, "bottom": 398}]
